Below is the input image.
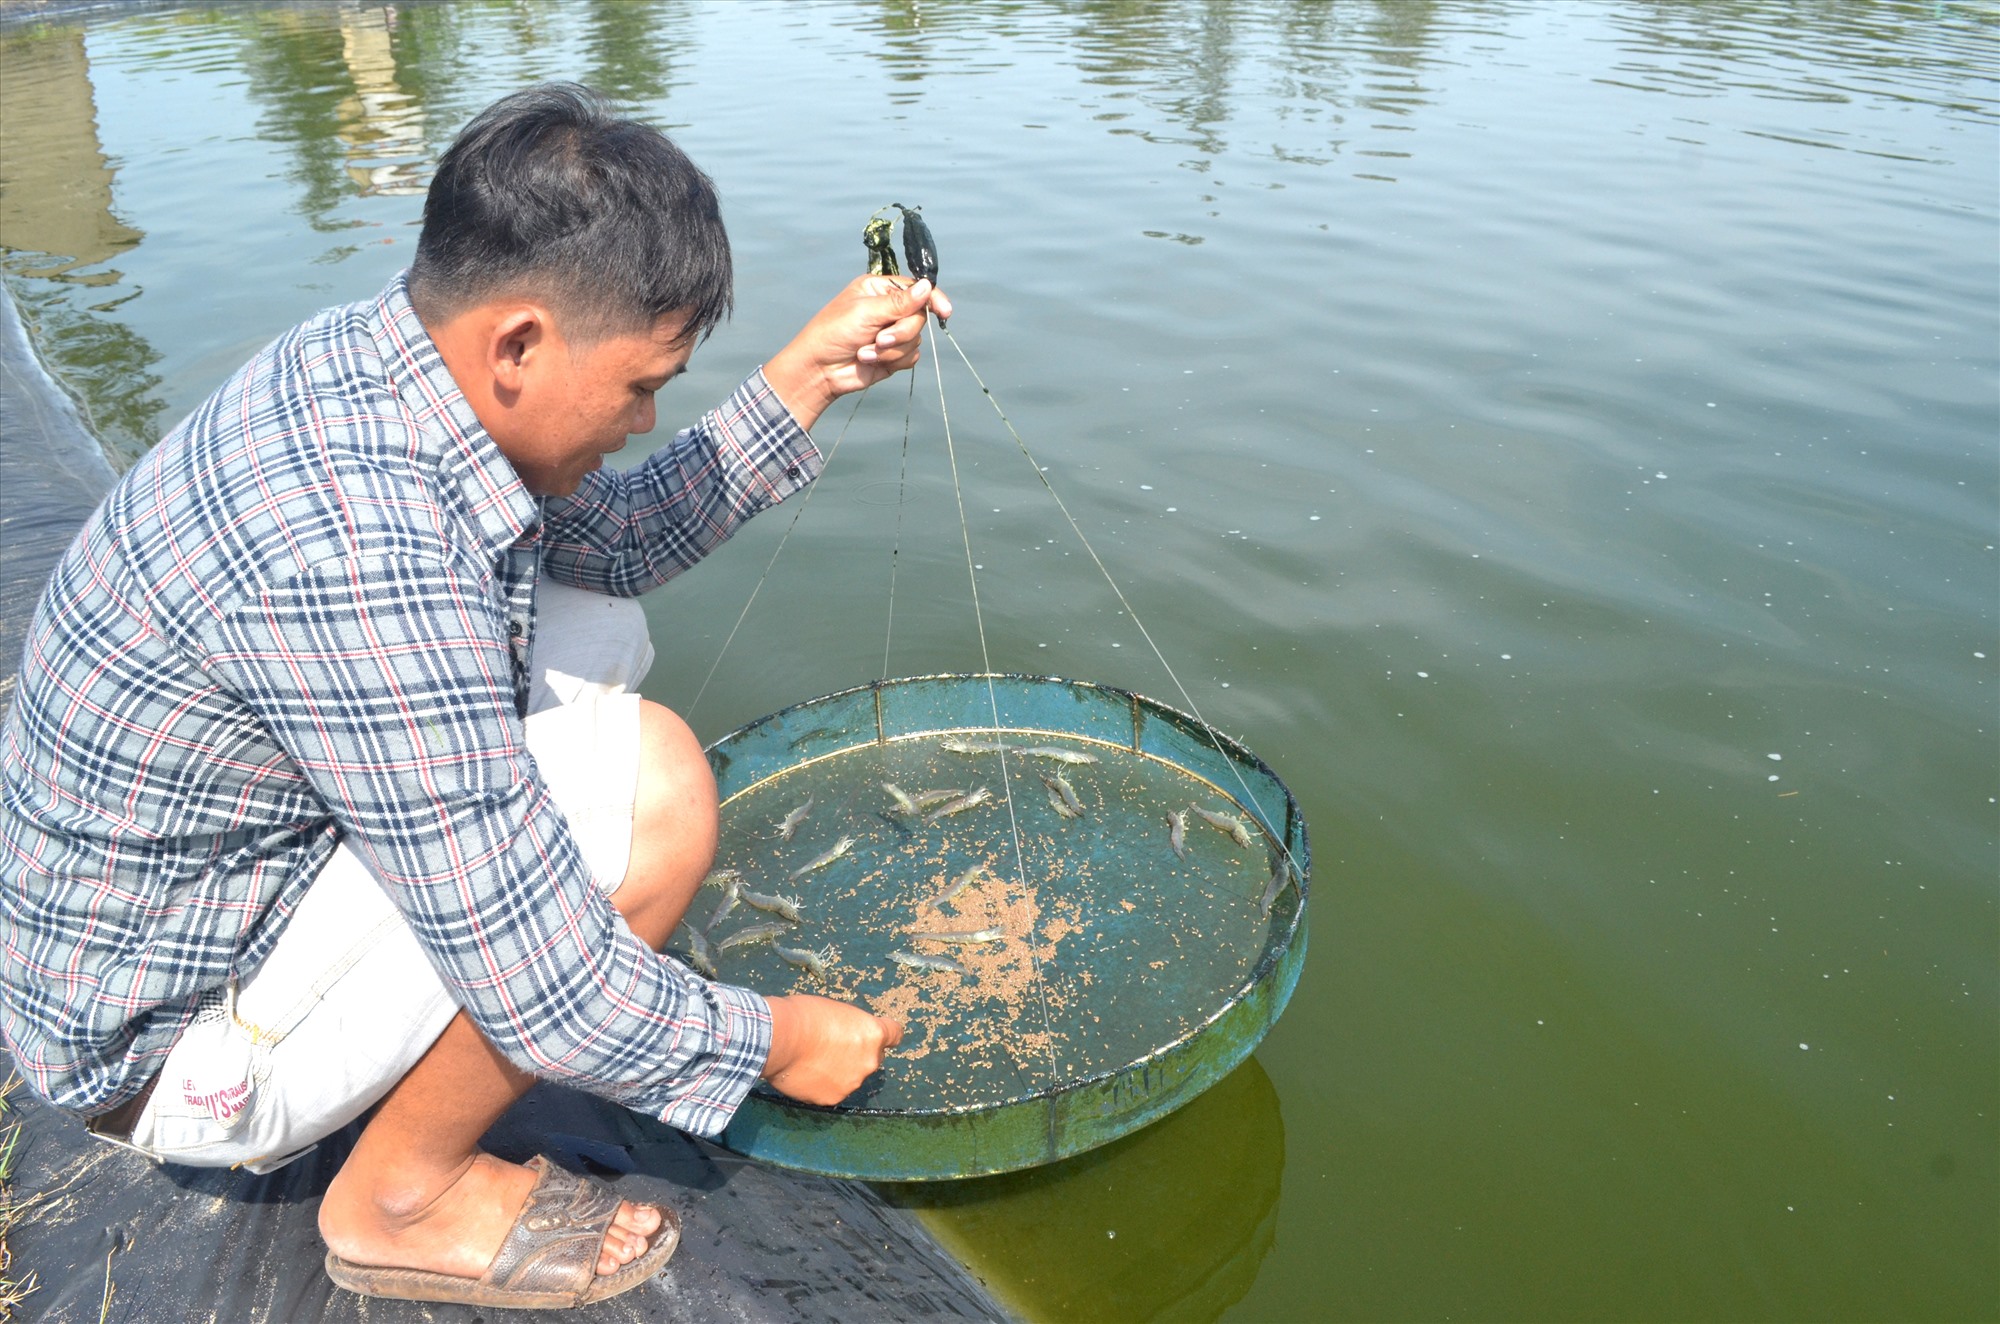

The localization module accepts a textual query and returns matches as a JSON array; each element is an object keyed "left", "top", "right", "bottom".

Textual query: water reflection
[
  {"left": 332, "top": 6, "right": 429, "bottom": 197},
  {"left": 1066, "top": 2, "right": 1240, "bottom": 158},
  {"left": 233, "top": 6, "right": 434, "bottom": 223},
  {"left": 0, "top": 23, "right": 161, "bottom": 465},
  {"left": 882, "top": 1055, "right": 1285, "bottom": 1322},
  {"left": 1054, "top": 0, "right": 1451, "bottom": 189},
  {"left": 1599, "top": 1, "right": 2000, "bottom": 131},
  {"left": 0, "top": 25, "right": 142, "bottom": 278},
  {"left": 580, "top": 0, "right": 688, "bottom": 105}
]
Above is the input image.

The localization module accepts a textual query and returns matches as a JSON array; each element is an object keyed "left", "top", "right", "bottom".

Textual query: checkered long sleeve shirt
[{"left": 0, "top": 273, "right": 820, "bottom": 1136}]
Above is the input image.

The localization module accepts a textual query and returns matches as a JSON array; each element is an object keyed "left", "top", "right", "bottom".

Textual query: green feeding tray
[{"left": 699, "top": 674, "right": 1309, "bottom": 1181}]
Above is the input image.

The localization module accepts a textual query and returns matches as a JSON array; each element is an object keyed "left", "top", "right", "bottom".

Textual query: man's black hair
[{"left": 410, "top": 82, "right": 732, "bottom": 345}]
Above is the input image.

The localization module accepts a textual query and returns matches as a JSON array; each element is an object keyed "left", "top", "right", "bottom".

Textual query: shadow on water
[{"left": 879, "top": 1053, "right": 1285, "bottom": 1323}]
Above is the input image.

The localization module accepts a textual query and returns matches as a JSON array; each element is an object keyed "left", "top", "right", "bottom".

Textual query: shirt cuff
[
  {"left": 650, "top": 978, "right": 774, "bottom": 1138},
  {"left": 715, "top": 367, "right": 822, "bottom": 504}
]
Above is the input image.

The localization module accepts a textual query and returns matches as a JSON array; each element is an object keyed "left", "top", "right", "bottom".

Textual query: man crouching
[{"left": 0, "top": 82, "right": 947, "bottom": 1310}]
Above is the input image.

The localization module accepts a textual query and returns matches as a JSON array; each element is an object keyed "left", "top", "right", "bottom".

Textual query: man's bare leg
[{"left": 318, "top": 701, "right": 717, "bottom": 1283}]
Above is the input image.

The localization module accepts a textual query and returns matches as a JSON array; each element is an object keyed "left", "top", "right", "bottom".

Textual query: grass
[{"left": 0, "top": 1073, "right": 39, "bottom": 1320}]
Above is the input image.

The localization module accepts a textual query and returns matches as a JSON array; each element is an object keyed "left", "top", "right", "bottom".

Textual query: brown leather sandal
[{"left": 323, "top": 1155, "right": 681, "bottom": 1308}]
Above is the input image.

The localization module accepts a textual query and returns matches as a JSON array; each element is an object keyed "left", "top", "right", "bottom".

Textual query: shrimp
[
  {"left": 790, "top": 835, "right": 856, "bottom": 879},
  {"left": 775, "top": 943, "right": 839, "bottom": 983},
  {"left": 703, "top": 874, "right": 744, "bottom": 933},
  {"left": 924, "top": 787, "right": 994, "bottom": 825},
  {"left": 777, "top": 794, "right": 814, "bottom": 841},
  {"left": 924, "top": 864, "right": 987, "bottom": 912},
  {"left": 1046, "top": 771, "right": 1084, "bottom": 816},
  {"left": 939, "top": 737, "right": 1015, "bottom": 755},
  {"left": 1259, "top": 861, "right": 1295, "bottom": 917},
  {"left": 740, "top": 888, "right": 803, "bottom": 923},
  {"left": 1166, "top": 808, "right": 1188, "bottom": 860},
  {"left": 883, "top": 782, "right": 920, "bottom": 817},
  {"left": 890, "top": 950, "right": 968, "bottom": 975},
  {"left": 1016, "top": 746, "right": 1099, "bottom": 765},
  {"left": 717, "top": 921, "right": 793, "bottom": 952},
  {"left": 677, "top": 923, "right": 718, "bottom": 978},
  {"left": 908, "top": 927, "right": 1004, "bottom": 945},
  {"left": 1191, "top": 804, "right": 1256, "bottom": 850}
]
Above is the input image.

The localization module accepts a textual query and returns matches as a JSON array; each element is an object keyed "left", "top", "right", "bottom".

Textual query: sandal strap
[{"left": 481, "top": 1155, "right": 624, "bottom": 1301}]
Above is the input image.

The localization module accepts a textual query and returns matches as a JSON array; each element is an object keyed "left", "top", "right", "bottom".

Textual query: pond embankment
[{"left": 0, "top": 281, "right": 1005, "bottom": 1322}]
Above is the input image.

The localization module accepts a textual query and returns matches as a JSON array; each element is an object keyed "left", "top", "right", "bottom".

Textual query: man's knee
[
  {"left": 527, "top": 586, "right": 656, "bottom": 714},
  {"left": 608, "top": 701, "right": 718, "bottom": 945}
]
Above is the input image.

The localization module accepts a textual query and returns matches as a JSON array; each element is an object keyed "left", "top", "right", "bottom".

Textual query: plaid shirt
[{"left": 0, "top": 272, "right": 819, "bottom": 1137}]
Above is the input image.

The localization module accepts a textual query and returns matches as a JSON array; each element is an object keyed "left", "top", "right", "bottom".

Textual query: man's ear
[{"left": 487, "top": 306, "right": 549, "bottom": 396}]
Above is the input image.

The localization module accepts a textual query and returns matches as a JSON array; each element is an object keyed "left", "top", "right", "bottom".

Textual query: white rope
[
  {"left": 685, "top": 393, "right": 868, "bottom": 724},
  {"left": 931, "top": 329, "right": 1065, "bottom": 1083},
  {"left": 939, "top": 323, "right": 1302, "bottom": 886},
  {"left": 880, "top": 369, "right": 918, "bottom": 680}
]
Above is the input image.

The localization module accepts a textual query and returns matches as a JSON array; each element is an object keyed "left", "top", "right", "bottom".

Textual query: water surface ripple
[{"left": 1, "top": 2, "right": 1994, "bottom": 1320}]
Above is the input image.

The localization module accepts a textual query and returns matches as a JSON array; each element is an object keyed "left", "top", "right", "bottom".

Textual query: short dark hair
[{"left": 410, "top": 83, "right": 732, "bottom": 345}]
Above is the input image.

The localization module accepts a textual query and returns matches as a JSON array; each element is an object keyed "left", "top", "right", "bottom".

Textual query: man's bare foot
[{"left": 319, "top": 1150, "right": 663, "bottom": 1281}]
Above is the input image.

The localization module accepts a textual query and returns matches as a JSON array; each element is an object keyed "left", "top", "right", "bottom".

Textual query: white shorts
[{"left": 106, "top": 584, "right": 656, "bottom": 1172}]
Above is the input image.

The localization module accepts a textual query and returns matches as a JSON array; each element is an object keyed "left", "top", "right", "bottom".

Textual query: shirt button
[
  {"left": 508, "top": 621, "right": 523, "bottom": 637},
  {"left": 785, "top": 465, "right": 801, "bottom": 479}
]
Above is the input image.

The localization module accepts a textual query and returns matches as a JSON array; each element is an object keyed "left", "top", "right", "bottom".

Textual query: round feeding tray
[{"left": 700, "top": 674, "right": 1309, "bottom": 1180}]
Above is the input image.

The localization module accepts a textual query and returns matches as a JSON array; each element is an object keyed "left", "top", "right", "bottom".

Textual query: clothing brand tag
[
  {"left": 181, "top": 1075, "right": 252, "bottom": 1124},
  {"left": 172, "top": 1016, "right": 256, "bottom": 1129}
]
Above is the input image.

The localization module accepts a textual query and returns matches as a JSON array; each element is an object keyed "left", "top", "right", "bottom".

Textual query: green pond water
[{"left": 2, "top": 2, "right": 1994, "bottom": 1320}]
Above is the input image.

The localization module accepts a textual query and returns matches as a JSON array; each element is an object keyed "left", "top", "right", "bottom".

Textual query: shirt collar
[{"left": 367, "top": 270, "right": 543, "bottom": 555}]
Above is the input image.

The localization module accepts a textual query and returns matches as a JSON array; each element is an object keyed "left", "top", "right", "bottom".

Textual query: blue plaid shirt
[{"left": 0, "top": 273, "right": 819, "bottom": 1137}]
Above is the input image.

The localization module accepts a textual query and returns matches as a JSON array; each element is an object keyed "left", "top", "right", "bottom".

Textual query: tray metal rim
[{"left": 707, "top": 672, "right": 1311, "bottom": 1165}]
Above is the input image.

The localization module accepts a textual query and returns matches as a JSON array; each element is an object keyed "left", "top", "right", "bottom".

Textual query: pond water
[{"left": 2, "top": 1, "right": 1995, "bottom": 1319}]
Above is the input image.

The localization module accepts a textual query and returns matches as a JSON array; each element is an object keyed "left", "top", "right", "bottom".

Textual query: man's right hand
[{"left": 761, "top": 994, "right": 903, "bottom": 1106}]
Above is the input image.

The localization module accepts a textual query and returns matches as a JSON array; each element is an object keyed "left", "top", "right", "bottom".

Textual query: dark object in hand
[
  {"left": 893, "top": 204, "right": 938, "bottom": 283},
  {"left": 863, "top": 216, "right": 900, "bottom": 277}
]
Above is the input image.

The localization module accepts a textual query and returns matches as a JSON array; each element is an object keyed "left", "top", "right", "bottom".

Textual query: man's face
[{"left": 501, "top": 311, "right": 695, "bottom": 497}]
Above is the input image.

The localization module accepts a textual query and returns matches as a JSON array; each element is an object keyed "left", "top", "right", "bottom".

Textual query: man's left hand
[{"left": 764, "top": 276, "right": 953, "bottom": 431}]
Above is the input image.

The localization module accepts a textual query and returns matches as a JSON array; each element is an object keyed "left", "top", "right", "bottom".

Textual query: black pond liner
[{"left": 0, "top": 283, "right": 1005, "bottom": 1322}]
